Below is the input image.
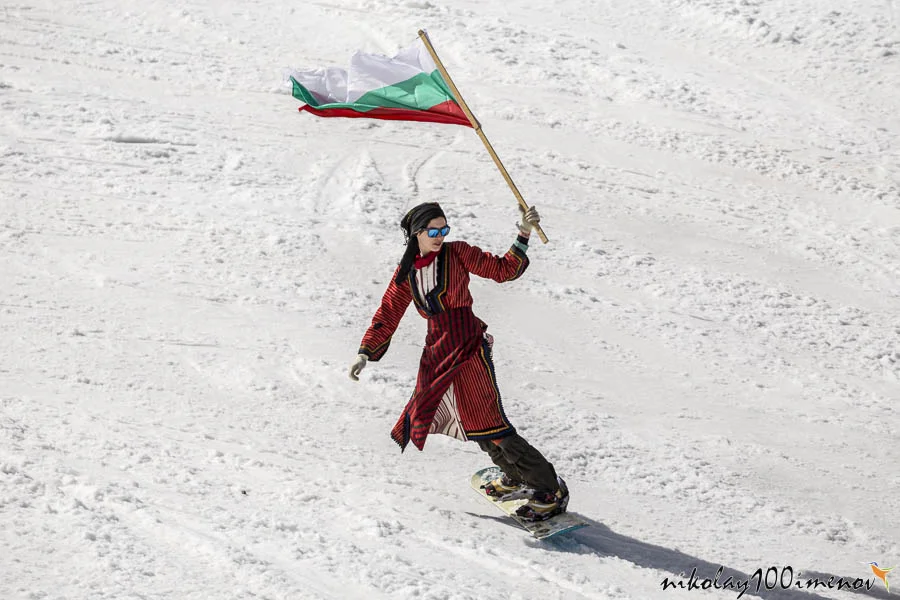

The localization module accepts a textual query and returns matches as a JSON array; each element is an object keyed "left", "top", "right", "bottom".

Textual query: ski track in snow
[{"left": 1, "top": 0, "right": 898, "bottom": 598}]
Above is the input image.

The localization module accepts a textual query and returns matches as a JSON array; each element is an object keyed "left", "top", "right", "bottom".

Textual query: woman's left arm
[{"left": 451, "top": 231, "right": 531, "bottom": 283}]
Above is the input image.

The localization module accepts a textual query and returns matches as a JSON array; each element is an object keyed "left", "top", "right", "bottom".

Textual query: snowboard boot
[
  {"left": 482, "top": 472, "right": 526, "bottom": 498},
  {"left": 515, "top": 477, "right": 569, "bottom": 522}
]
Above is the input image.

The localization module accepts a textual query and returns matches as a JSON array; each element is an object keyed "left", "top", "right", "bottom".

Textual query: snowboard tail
[{"left": 470, "top": 466, "right": 588, "bottom": 540}]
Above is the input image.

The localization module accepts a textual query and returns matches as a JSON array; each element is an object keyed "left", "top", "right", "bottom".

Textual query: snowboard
[{"left": 470, "top": 466, "right": 589, "bottom": 540}]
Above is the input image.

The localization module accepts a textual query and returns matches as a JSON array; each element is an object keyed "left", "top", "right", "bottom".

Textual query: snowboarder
[{"left": 348, "top": 202, "right": 568, "bottom": 521}]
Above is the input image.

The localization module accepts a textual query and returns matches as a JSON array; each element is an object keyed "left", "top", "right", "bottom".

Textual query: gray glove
[
  {"left": 349, "top": 354, "right": 368, "bottom": 381},
  {"left": 518, "top": 205, "right": 541, "bottom": 234}
]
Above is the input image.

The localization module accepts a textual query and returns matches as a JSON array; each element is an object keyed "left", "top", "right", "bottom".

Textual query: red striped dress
[{"left": 359, "top": 235, "right": 530, "bottom": 451}]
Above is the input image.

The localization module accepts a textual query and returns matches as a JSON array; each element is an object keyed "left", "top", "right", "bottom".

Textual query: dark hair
[{"left": 396, "top": 202, "right": 446, "bottom": 284}]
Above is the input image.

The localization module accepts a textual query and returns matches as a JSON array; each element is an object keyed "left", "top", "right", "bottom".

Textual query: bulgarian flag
[{"left": 286, "top": 38, "right": 472, "bottom": 127}]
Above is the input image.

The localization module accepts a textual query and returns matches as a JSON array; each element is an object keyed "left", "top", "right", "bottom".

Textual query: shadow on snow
[{"left": 468, "top": 512, "right": 891, "bottom": 600}]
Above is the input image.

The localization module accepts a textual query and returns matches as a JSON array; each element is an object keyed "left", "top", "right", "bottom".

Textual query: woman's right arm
[{"left": 358, "top": 266, "right": 413, "bottom": 361}]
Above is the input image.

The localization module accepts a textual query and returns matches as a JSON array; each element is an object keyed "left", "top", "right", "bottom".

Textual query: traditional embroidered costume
[
  {"left": 352, "top": 202, "right": 568, "bottom": 521},
  {"left": 359, "top": 237, "right": 530, "bottom": 451}
]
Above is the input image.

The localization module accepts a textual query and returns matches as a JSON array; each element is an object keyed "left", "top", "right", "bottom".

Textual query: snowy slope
[{"left": 1, "top": 0, "right": 898, "bottom": 598}]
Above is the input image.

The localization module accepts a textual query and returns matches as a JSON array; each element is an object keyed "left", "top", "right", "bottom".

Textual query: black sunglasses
[{"left": 421, "top": 225, "right": 450, "bottom": 238}]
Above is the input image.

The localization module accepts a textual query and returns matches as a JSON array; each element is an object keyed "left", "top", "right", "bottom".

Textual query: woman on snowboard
[{"left": 348, "top": 201, "right": 567, "bottom": 521}]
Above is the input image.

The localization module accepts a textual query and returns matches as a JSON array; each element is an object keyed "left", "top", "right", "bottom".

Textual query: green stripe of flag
[{"left": 291, "top": 70, "right": 456, "bottom": 113}]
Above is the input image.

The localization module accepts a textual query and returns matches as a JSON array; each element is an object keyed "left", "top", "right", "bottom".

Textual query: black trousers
[{"left": 477, "top": 433, "right": 559, "bottom": 492}]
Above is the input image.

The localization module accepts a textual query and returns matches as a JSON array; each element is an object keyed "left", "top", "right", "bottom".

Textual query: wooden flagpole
[{"left": 417, "top": 29, "right": 549, "bottom": 244}]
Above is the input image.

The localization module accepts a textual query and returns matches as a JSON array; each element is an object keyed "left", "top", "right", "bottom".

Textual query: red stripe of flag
[{"left": 299, "top": 100, "right": 473, "bottom": 127}]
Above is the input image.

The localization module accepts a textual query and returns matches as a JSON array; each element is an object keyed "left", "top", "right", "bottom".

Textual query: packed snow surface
[{"left": 1, "top": 0, "right": 898, "bottom": 598}]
